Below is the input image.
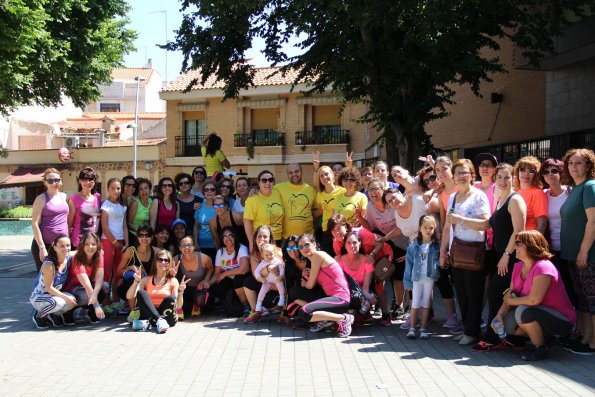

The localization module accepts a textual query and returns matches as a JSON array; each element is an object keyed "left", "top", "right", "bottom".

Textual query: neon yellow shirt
[
  {"left": 315, "top": 186, "right": 346, "bottom": 231},
  {"left": 274, "top": 182, "right": 317, "bottom": 238},
  {"left": 244, "top": 190, "right": 284, "bottom": 240},
  {"left": 201, "top": 146, "right": 226, "bottom": 176},
  {"left": 333, "top": 191, "right": 368, "bottom": 226}
]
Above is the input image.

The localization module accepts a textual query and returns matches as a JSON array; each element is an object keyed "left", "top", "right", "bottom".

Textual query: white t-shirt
[
  {"left": 447, "top": 189, "right": 490, "bottom": 247},
  {"left": 214, "top": 244, "right": 249, "bottom": 278},
  {"left": 395, "top": 194, "right": 430, "bottom": 243},
  {"left": 419, "top": 242, "right": 432, "bottom": 280},
  {"left": 100, "top": 200, "right": 127, "bottom": 240},
  {"left": 232, "top": 199, "right": 245, "bottom": 215},
  {"left": 545, "top": 187, "right": 569, "bottom": 252}
]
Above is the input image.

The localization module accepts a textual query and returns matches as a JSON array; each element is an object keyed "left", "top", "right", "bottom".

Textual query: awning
[{"left": 0, "top": 166, "right": 67, "bottom": 189}]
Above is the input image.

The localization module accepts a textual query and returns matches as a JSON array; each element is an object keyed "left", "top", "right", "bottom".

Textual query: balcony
[
  {"left": 175, "top": 135, "right": 205, "bottom": 157},
  {"left": 295, "top": 128, "right": 350, "bottom": 146},
  {"left": 234, "top": 130, "right": 285, "bottom": 147}
]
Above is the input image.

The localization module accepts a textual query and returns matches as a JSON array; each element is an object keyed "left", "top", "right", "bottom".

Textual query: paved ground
[{"left": 0, "top": 236, "right": 594, "bottom": 396}]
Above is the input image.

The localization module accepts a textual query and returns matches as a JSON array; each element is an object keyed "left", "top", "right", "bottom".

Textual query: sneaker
[
  {"left": 379, "top": 314, "right": 392, "bottom": 326},
  {"left": 102, "top": 301, "right": 123, "bottom": 316},
  {"left": 88, "top": 310, "right": 101, "bottom": 324},
  {"left": 176, "top": 309, "right": 184, "bottom": 322},
  {"left": 399, "top": 315, "right": 412, "bottom": 330},
  {"left": 505, "top": 338, "right": 527, "bottom": 350},
  {"left": 569, "top": 343, "right": 595, "bottom": 356},
  {"left": 72, "top": 307, "right": 91, "bottom": 323},
  {"left": 116, "top": 306, "right": 130, "bottom": 316},
  {"left": 32, "top": 311, "right": 50, "bottom": 329},
  {"left": 458, "top": 335, "right": 478, "bottom": 346},
  {"left": 359, "top": 297, "right": 371, "bottom": 315},
  {"left": 48, "top": 313, "right": 64, "bottom": 327},
  {"left": 419, "top": 329, "right": 430, "bottom": 339},
  {"left": 337, "top": 314, "right": 355, "bottom": 338},
  {"left": 449, "top": 323, "right": 465, "bottom": 335},
  {"left": 407, "top": 328, "right": 417, "bottom": 339},
  {"left": 261, "top": 307, "right": 270, "bottom": 317},
  {"left": 62, "top": 312, "right": 75, "bottom": 326},
  {"left": 522, "top": 344, "right": 548, "bottom": 361},
  {"left": 310, "top": 320, "right": 334, "bottom": 333},
  {"left": 156, "top": 318, "right": 170, "bottom": 333},
  {"left": 242, "top": 306, "right": 251, "bottom": 318},
  {"left": 472, "top": 340, "right": 505, "bottom": 352},
  {"left": 391, "top": 306, "right": 405, "bottom": 321},
  {"left": 244, "top": 311, "right": 262, "bottom": 324},
  {"left": 191, "top": 305, "right": 201, "bottom": 317},
  {"left": 132, "top": 319, "right": 150, "bottom": 331},
  {"left": 453, "top": 333, "right": 465, "bottom": 342},
  {"left": 442, "top": 314, "right": 459, "bottom": 328}
]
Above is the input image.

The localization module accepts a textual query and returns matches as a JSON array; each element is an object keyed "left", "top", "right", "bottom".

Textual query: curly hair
[
  {"left": 513, "top": 156, "right": 542, "bottom": 190},
  {"left": 338, "top": 166, "right": 361, "bottom": 187},
  {"left": 562, "top": 148, "right": 595, "bottom": 185}
]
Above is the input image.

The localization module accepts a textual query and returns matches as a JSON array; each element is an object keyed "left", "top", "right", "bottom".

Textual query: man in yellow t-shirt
[{"left": 274, "top": 163, "right": 318, "bottom": 239}]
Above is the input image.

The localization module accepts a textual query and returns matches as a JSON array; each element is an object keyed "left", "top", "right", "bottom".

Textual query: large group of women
[{"left": 29, "top": 135, "right": 594, "bottom": 362}]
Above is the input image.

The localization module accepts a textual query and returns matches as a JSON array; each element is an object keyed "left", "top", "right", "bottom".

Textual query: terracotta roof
[
  {"left": 162, "top": 66, "right": 303, "bottom": 92},
  {"left": 111, "top": 68, "right": 154, "bottom": 82},
  {"left": 82, "top": 112, "right": 166, "bottom": 120},
  {"left": 104, "top": 138, "right": 166, "bottom": 147}
]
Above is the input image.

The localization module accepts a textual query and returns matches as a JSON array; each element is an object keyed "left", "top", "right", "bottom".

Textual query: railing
[
  {"left": 234, "top": 130, "right": 285, "bottom": 147},
  {"left": 175, "top": 135, "right": 205, "bottom": 157},
  {"left": 295, "top": 128, "right": 350, "bottom": 145},
  {"left": 463, "top": 130, "right": 594, "bottom": 164}
]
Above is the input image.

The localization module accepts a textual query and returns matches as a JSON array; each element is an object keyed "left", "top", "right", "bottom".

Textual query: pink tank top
[
  {"left": 69, "top": 193, "right": 101, "bottom": 247},
  {"left": 157, "top": 199, "right": 177, "bottom": 228},
  {"left": 40, "top": 192, "right": 69, "bottom": 244},
  {"left": 317, "top": 261, "right": 350, "bottom": 302}
]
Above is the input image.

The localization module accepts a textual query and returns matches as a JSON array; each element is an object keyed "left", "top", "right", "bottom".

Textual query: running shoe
[
  {"left": 472, "top": 340, "right": 505, "bottom": 352},
  {"left": 442, "top": 314, "right": 459, "bottom": 328},
  {"left": 379, "top": 314, "right": 392, "bottom": 326},
  {"left": 569, "top": 343, "right": 595, "bottom": 356},
  {"left": 48, "top": 313, "right": 64, "bottom": 327},
  {"left": 407, "top": 328, "right": 417, "bottom": 339},
  {"left": 132, "top": 319, "right": 150, "bottom": 331},
  {"left": 191, "top": 305, "right": 201, "bottom": 317},
  {"left": 399, "top": 315, "right": 412, "bottom": 330},
  {"left": 156, "top": 318, "right": 169, "bottom": 333},
  {"left": 522, "top": 344, "right": 548, "bottom": 361},
  {"left": 32, "top": 311, "right": 50, "bottom": 329},
  {"left": 244, "top": 311, "right": 262, "bottom": 324},
  {"left": 449, "top": 323, "right": 465, "bottom": 335},
  {"left": 310, "top": 321, "right": 334, "bottom": 333},
  {"left": 337, "top": 314, "right": 355, "bottom": 338},
  {"left": 176, "top": 309, "right": 184, "bottom": 322},
  {"left": 419, "top": 329, "right": 430, "bottom": 339}
]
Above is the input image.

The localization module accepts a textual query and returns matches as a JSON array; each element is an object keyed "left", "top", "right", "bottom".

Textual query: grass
[{"left": 0, "top": 206, "right": 33, "bottom": 218}]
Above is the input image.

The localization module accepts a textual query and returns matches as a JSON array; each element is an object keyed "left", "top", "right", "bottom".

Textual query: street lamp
[{"left": 133, "top": 76, "right": 145, "bottom": 178}]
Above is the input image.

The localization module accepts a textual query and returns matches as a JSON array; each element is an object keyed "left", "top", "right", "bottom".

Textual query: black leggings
[
  {"left": 289, "top": 284, "right": 326, "bottom": 304},
  {"left": 31, "top": 240, "right": 51, "bottom": 273},
  {"left": 483, "top": 254, "right": 515, "bottom": 342},
  {"left": 435, "top": 266, "right": 455, "bottom": 300},
  {"left": 512, "top": 305, "right": 573, "bottom": 337},
  {"left": 211, "top": 275, "right": 247, "bottom": 300},
  {"left": 180, "top": 288, "right": 208, "bottom": 316},
  {"left": 298, "top": 295, "right": 350, "bottom": 323},
  {"left": 136, "top": 289, "right": 177, "bottom": 327}
]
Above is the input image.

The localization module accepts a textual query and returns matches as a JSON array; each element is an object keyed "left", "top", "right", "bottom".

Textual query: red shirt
[{"left": 64, "top": 251, "right": 104, "bottom": 291}]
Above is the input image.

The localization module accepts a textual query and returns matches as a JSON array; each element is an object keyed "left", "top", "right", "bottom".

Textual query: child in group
[
  {"left": 403, "top": 215, "right": 441, "bottom": 339},
  {"left": 253, "top": 243, "right": 286, "bottom": 315}
]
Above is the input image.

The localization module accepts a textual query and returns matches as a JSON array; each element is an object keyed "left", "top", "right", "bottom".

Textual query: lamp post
[{"left": 133, "top": 76, "right": 145, "bottom": 178}]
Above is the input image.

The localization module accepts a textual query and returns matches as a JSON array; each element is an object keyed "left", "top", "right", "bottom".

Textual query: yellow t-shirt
[
  {"left": 201, "top": 146, "right": 226, "bottom": 176},
  {"left": 333, "top": 191, "right": 368, "bottom": 226},
  {"left": 274, "top": 182, "right": 317, "bottom": 238},
  {"left": 315, "top": 186, "right": 346, "bottom": 231},
  {"left": 244, "top": 190, "right": 284, "bottom": 240}
]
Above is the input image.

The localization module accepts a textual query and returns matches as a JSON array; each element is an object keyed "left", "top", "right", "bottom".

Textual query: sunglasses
[
  {"left": 213, "top": 203, "right": 225, "bottom": 208},
  {"left": 46, "top": 178, "right": 61, "bottom": 184},
  {"left": 259, "top": 177, "right": 275, "bottom": 183},
  {"left": 455, "top": 171, "right": 471, "bottom": 177},
  {"left": 194, "top": 170, "right": 206, "bottom": 175},
  {"left": 368, "top": 186, "right": 383, "bottom": 191},
  {"left": 221, "top": 185, "right": 232, "bottom": 189},
  {"left": 286, "top": 245, "right": 298, "bottom": 251},
  {"left": 222, "top": 234, "right": 235, "bottom": 238},
  {"left": 158, "top": 257, "right": 170, "bottom": 263},
  {"left": 180, "top": 243, "right": 193, "bottom": 248},
  {"left": 204, "top": 188, "right": 217, "bottom": 192},
  {"left": 161, "top": 184, "right": 174, "bottom": 188},
  {"left": 297, "top": 242, "right": 312, "bottom": 250},
  {"left": 541, "top": 169, "right": 561, "bottom": 176},
  {"left": 343, "top": 178, "right": 356, "bottom": 183},
  {"left": 422, "top": 174, "right": 437, "bottom": 186},
  {"left": 138, "top": 233, "right": 152, "bottom": 238},
  {"left": 479, "top": 163, "right": 495, "bottom": 168},
  {"left": 519, "top": 167, "right": 537, "bottom": 174},
  {"left": 178, "top": 181, "right": 191, "bottom": 186}
]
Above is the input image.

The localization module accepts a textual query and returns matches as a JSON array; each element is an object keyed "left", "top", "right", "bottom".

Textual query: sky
[{"left": 122, "top": 0, "right": 299, "bottom": 84}]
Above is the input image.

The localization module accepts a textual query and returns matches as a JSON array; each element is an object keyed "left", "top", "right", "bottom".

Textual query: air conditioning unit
[{"left": 65, "top": 137, "right": 80, "bottom": 148}]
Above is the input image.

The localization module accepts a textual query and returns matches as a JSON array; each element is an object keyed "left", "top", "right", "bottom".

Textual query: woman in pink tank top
[
  {"left": 150, "top": 177, "right": 179, "bottom": 230},
  {"left": 31, "top": 168, "right": 69, "bottom": 272},
  {"left": 294, "top": 234, "right": 355, "bottom": 337},
  {"left": 68, "top": 167, "right": 101, "bottom": 248}
]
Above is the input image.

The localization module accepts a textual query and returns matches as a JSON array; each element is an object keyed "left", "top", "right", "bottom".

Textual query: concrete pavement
[{"left": 0, "top": 236, "right": 594, "bottom": 396}]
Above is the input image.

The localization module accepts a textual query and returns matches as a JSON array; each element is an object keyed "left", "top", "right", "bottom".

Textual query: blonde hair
[{"left": 317, "top": 165, "right": 334, "bottom": 191}]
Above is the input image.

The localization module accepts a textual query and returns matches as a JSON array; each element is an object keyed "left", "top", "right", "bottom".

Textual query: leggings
[
  {"left": 31, "top": 240, "right": 51, "bottom": 273},
  {"left": 211, "top": 275, "right": 247, "bottom": 300},
  {"left": 101, "top": 239, "right": 124, "bottom": 284},
  {"left": 68, "top": 285, "right": 107, "bottom": 307},
  {"left": 30, "top": 292, "right": 75, "bottom": 317},
  {"left": 483, "top": 254, "right": 515, "bottom": 342},
  {"left": 298, "top": 295, "right": 350, "bottom": 323},
  {"left": 411, "top": 279, "right": 434, "bottom": 309},
  {"left": 180, "top": 288, "right": 208, "bottom": 316},
  {"left": 136, "top": 289, "right": 177, "bottom": 327},
  {"left": 435, "top": 266, "right": 455, "bottom": 300},
  {"left": 505, "top": 304, "right": 573, "bottom": 337}
]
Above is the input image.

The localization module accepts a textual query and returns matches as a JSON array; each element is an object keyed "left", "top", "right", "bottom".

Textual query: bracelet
[{"left": 93, "top": 303, "right": 100, "bottom": 309}]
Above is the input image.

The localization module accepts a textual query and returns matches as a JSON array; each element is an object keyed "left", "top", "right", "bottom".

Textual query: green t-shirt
[
  {"left": 274, "top": 182, "right": 317, "bottom": 238},
  {"left": 560, "top": 179, "right": 595, "bottom": 263}
]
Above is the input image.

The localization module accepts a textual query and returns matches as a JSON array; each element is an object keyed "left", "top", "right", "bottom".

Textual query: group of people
[{"left": 28, "top": 139, "right": 594, "bottom": 362}]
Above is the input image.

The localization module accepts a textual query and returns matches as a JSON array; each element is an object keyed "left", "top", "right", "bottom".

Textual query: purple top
[
  {"left": 40, "top": 192, "right": 69, "bottom": 244},
  {"left": 69, "top": 192, "right": 101, "bottom": 247}
]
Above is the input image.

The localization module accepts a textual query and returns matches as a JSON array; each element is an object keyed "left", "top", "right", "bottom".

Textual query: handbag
[
  {"left": 448, "top": 193, "right": 486, "bottom": 272},
  {"left": 374, "top": 256, "right": 395, "bottom": 282}
]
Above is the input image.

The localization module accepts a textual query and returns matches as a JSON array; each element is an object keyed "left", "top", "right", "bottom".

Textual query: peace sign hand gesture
[
  {"left": 345, "top": 151, "right": 353, "bottom": 168},
  {"left": 170, "top": 260, "right": 180, "bottom": 277},
  {"left": 133, "top": 265, "right": 142, "bottom": 283},
  {"left": 313, "top": 151, "right": 321, "bottom": 170},
  {"left": 179, "top": 275, "right": 191, "bottom": 293}
]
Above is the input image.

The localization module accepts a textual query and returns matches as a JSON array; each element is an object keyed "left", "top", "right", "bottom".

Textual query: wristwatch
[{"left": 503, "top": 250, "right": 511, "bottom": 256}]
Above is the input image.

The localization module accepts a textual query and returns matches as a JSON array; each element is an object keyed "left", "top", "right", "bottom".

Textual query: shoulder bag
[{"left": 448, "top": 193, "right": 486, "bottom": 272}]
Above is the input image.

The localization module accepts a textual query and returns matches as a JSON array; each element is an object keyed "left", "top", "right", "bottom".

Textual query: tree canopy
[
  {"left": 0, "top": 0, "right": 136, "bottom": 115},
  {"left": 169, "top": 0, "right": 589, "bottom": 167}
]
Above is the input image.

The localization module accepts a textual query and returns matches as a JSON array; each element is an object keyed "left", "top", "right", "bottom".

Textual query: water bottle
[{"left": 492, "top": 318, "right": 506, "bottom": 339}]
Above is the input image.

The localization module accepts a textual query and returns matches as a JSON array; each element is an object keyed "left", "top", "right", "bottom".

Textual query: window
[
  {"left": 100, "top": 103, "right": 120, "bottom": 112},
  {"left": 184, "top": 119, "right": 206, "bottom": 156}
]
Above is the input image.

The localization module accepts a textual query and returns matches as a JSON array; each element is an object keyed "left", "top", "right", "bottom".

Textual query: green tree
[
  {"left": 168, "top": 1, "right": 589, "bottom": 167},
  {"left": 0, "top": 0, "right": 136, "bottom": 115}
]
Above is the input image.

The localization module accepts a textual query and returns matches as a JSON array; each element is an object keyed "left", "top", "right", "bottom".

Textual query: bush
[{"left": 0, "top": 206, "right": 33, "bottom": 218}]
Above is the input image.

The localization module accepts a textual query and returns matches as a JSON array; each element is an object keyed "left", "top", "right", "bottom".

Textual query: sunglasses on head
[
  {"left": 541, "top": 169, "right": 561, "bottom": 176},
  {"left": 519, "top": 167, "right": 537, "bottom": 174},
  {"left": 259, "top": 177, "right": 275, "bottom": 183},
  {"left": 46, "top": 178, "right": 61, "bottom": 184},
  {"left": 286, "top": 245, "right": 298, "bottom": 251}
]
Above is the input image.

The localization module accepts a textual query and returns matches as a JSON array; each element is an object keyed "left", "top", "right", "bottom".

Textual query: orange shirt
[
  {"left": 146, "top": 276, "right": 175, "bottom": 307},
  {"left": 518, "top": 187, "right": 547, "bottom": 230}
]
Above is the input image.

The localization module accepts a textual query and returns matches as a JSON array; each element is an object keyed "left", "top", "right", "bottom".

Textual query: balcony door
[{"left": 184, "top": 119, "right": 206, "bottom": 156}]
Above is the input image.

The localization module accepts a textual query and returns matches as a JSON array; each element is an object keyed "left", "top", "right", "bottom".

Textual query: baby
[{"left": 253, "top": 243, "right": 286, "bottom": 314}]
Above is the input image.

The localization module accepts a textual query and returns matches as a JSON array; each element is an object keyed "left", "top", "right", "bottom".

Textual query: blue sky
[{"left": 123, "top": 0, "right": 300, "bottom": 83}]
